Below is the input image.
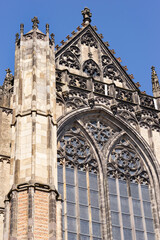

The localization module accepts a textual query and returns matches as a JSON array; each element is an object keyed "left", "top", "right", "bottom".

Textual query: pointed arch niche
[{"left": 57, "top": 108, "right": 160, "bottom": 240}]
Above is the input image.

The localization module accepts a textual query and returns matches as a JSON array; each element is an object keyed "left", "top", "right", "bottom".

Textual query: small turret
[{"left": 151, "top": 66, "right": 160, "bottom": 97}]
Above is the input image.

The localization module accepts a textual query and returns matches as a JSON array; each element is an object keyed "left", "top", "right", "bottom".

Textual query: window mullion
[
  {"left": 116, "top": 178, "right": 124, "bottom": 240},
  {"left": 63, "top": 162, "right": 68, "bottom": 240},
  {"left": 138, "top": 183, "right": 148, "bottom": 240},
  {"left": 86, "top": 168, "right": 93, "bottom": 240},
  {"left": 75, "top": 166, "right": 80, "bottom": 240},
  {"left": 127, "top": 181, "right": 136, "bottom": 240}
]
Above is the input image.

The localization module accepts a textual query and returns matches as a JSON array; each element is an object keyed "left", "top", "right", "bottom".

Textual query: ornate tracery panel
[
  {"left": 107, "top": 137, "right": 156, "bottom": 240},
  {"left": 57, "top": 125, "right": 102, "bottom": 240}
]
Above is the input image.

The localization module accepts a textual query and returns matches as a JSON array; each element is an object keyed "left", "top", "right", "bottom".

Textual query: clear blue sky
[{"left": 0, "top": 0, "right": 160, "bottom": 95}]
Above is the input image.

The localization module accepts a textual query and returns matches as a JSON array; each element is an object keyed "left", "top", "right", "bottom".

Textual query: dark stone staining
[
  {"left": 14, "top": 160, "right": 20, "bottom": 184},
  {"left": 32, "top": 95, "right": 36, "bottom": 101}
]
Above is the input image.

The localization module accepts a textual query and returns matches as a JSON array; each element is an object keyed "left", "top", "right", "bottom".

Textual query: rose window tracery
[
  {"left": 85, "top": 120, "right": 117, "bottom": 149},
  {"left": 57, "top": 126, "right": 97, "bottom": 171},
  {"left": 108, "top": 138, "right": 149, "bottom": 183}
]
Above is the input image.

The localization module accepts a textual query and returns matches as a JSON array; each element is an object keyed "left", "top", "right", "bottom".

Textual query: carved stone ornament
[
  {"left": 56, "top": 89, "right": 88, "bottom": 110},
  {"left": 102, "top": 55, "right": 112, "bottom": 66},
  {"left": 94, "top": 82, "right": 105, "bottom": 95},
  {"left": 86, "top": 120, "right": 117, "bottom": 149},
  {"left": 59, "top": 51, "right": 80, "bottom": 70},
  {"left": 31, "top": 16, "right": 39, "bottom": 30},
  {"left": 116, "top": 88, "right": 133, "bottom": 102},
  {"left": 103, "top": 64, "right": 122, "bottom": 82},
  {"left": 83, "top": 59, "right": 100, "bottom": 77},
  {"left": 81, "top": 31, "right": 98, "bottom": 48},
  {"left": 107, "top": 137, "right": 149, "bottom": 183},
  {"left": 140, "top": 95, "right": 155, "bottom": 109},
  {"left": 81, "top": 7, "right": 92, "bottom": 24},
  {"left": 69, "top": 74, "right": 87, "bottom": 89},
  {"left": 138, "top": 110, "right": 160, "bottom": 131},
  {"left": 57, "top": 126, "right": 98, "bottom": 171}
]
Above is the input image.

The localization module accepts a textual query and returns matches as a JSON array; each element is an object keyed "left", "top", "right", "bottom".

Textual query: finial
[
  {"left": 46, "top": 24, "right": 49, "bottom": 34},
  {"left": 15, "top": 33, "right": 19, "bottom": 43},
  {"left": 81, "top": 7, "right": 92, "bottom": 24},
  {"left": 31, "top": 16, "right": 39, "bottom": 30},
  {"left": 151, "top": 66, "right": 160, "bottom": 97},
  {"left": 5, "top": 68, "right": 11, "bottom": 75},
  {"left": 151, "top": 66, "right": 156, "bottom": 79},
  {"left": 20, "top": 23, "right": 24, "bottom": 35},
  {"left": 5, "top": 68, "right": 13, "bottom": 82},
  {"left": 50, "top": 33, "right": 55, "bottom": 43}
]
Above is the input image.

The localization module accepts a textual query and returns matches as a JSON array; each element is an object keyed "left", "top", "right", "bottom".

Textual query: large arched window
[
  {"left": 107, "top": 137, "right": 156, "bottom": 240},
  {"left": 57, "top": 115, "right": 157, "bottom": 240},
  {"left": 57, "top": 124, "right": 102, "bottom": 240}
]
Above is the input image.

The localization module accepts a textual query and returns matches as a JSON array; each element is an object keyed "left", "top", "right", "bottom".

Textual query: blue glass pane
[
  {"left": 80, "top": 205, "right": 89, "bottom": 220},
  {"left": 145, "top": 218, "right": 154, "bottom": 233},
  {"left": 66, "top": 167, "right": 75, "bottom": 185},
  {"left": 91, "top": 207, "right": 100, "bottom": 222},
  {"left": 119, "top": 180, "right": 128, "bottom": 197},
  {"left": 80, "top": 220, "right": 89, "bottom": 235},
  {"left": 108, "top": 178, "right": 117, "bottom": 195},
  {"left": 58, "top": 183, "right": 63, "bottom": 199},
  {"left": 122, "top": 214, "right": 131, "bottom": 228},
  {"left": 136, "top": 231, "right": 145, "bottom": 240},
  {"left": 123, "top": 228, "right": 132, "bottom": 240},
  {"left": 132, "top": 200, "right": 142, "bottom": 216},
  {"left": 66, "top": 185, "right": 75, "bottom": 202},
  {"left": 110, "top": 195, "right": 118, "bottom": 211},
  {"left": 80, "top": 235, "right": 90, "bottom": 240},
  {"left": 67, "top": 217, "right": 77, "bottom": 232},
  {"left": 67, "top": 202, "right": 76, "bottom": 217},
  {"left": 79, "top": 188, "right": 88, "bottom": 205},
  {"left": 147, "top": 233, "right": 155, "bottom": 240},
  {"left": 112, "top": 226, "right": 121, "bottom": 240},
  {"left": 130, "top": 183, "right": 139, "bottom": 199},
  {"left": 78, "top": 171, "right": 87, "bottom": 188},
  {"left": 120, "top": 197, "right": 129, "bottom": 213},
  {"left": 90, "top": 190, "right": 99, "bottom": 207},
  {"left": 111, "top": 212, "right": 120, "bottom": 226},
  {"left": 143, "top": 201, "right": 152, "bottom": 218},
  {"left": 92, "top": 222, "right": 101, "bottom": 237},
  {"left": 68, "top": 232, "right": 77, "bottom": 240},
  {"left": 58, "top": 165, "right": 63, "bottom": 183},
  {"left": 89, "top": 172, "right": 98, "bottom": 190},
  {"left": 134, "top": 216, "right": 143, "bottom": 230},
  {"left": 141, "top": 185, "right": 150, "bottom": 201}
]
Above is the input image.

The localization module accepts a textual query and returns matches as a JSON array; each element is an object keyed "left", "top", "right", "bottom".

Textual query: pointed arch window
[
  {"left": 57, "top": 125, "right": 102, "bottom": 240},
  {"left": 83, "top": 59, "right": 100, "bottom": 77},
  {"left": 107, "top": 137, "right": 156, "bottom": 240}
]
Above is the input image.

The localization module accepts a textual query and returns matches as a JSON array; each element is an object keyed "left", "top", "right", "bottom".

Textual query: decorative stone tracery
[
  {"left": 85, "top": 120, "right": 117, "bottom": 149},
  {"left": 103, "top": 64, "right": 122, "bottom": 82},
  {"left": 108, "top": 137, "right": 149, "bottom": 183},
  {"left": 57, "top": 126, "right": 97, "bottom": 171},
  {"left": 81, "top": 31, "right": 98, "bottom": 48},
  {"left": 83, "top": 59, "right": 100, "bottom": 77},
  {"left": 59, "top": 51, "right": 80, "bottom": 69}
]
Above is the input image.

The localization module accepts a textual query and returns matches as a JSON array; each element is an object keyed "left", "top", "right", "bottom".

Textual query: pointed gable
[{"left": 56, "top": 24, "right": 139, "bottom": 91}]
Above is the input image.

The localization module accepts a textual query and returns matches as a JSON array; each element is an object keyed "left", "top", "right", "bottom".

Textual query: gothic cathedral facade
[{"left": 0, "top": 8, "right": 160, "bottom": 240}]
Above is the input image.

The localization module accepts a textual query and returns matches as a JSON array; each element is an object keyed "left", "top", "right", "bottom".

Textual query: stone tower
[{"left": 0, "top": 8, "right": 160, "bottom": 240}]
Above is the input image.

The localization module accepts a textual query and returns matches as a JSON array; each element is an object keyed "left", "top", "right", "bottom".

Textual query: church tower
[{"left": 0, "top": 8, "right": 160, "bottom": 240}]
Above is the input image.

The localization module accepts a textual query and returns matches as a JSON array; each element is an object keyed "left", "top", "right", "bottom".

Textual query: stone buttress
[{"left": 3, "top": 18, "right": 61, "bottom": 240}]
